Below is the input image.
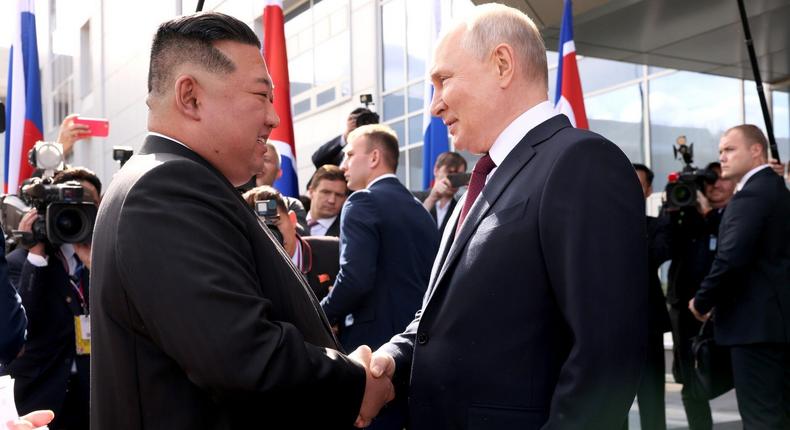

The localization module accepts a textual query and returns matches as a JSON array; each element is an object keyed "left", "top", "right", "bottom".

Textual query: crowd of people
[{"left": 1, "top": 3, "right": 789, "bottom": 430}]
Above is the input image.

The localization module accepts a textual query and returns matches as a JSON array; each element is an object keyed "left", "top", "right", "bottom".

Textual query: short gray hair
[{"left": 459, "top": 3, "right": 547, "bottom": 91}]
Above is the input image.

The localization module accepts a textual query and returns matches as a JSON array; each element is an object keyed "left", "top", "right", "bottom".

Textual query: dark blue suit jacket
[
  {"left": 380, "top": 115, "right": 648, "bottom": 429},
  {"left": 0, "top": 241, "right": 26, "bottom": 367},
  {"left": 321, "top": 176, "right": 439, "bottom": 352}
]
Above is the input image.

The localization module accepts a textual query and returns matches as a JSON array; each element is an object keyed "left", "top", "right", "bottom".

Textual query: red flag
[{"left": 263, "top": 0, "right": 299, "bottom": 196}]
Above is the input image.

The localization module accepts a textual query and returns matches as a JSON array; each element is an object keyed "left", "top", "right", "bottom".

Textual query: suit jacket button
[
  {"left": 416, "top": 332, "right": 429, "bottom": 345},
  {"left": 65, "top": 296, "right": 72, "bottom": 304}
]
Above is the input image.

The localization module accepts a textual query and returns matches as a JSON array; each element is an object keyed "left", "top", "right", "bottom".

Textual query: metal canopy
[{"left": 477, "top": 0, "right": 790, "bottom": 88}]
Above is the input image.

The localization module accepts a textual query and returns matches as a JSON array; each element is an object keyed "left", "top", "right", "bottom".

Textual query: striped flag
[
  {"left": 263, "top": 0, "right": 298, "bottom": 197},
  {"left": 421, "top": 0, "right": 450, "bottom": 189},
  {"left": 4, "top": 0, "right": 43, "bottom": 194},
  {"left": 554, "top": 0, "right": 588, "bottom": 129}
]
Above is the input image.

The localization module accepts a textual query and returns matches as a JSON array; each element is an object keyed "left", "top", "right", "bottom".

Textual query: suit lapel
[{"left": 428, "top": 115, "right": 570, "bottom": 299}]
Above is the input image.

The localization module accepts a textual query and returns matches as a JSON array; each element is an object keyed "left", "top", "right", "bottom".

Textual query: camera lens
[
  {"left": 670, "top": 184, "right": 694, "bottom": 207},
  {"left": 54, "top": 208, "right": 85, "bottom": 240}
]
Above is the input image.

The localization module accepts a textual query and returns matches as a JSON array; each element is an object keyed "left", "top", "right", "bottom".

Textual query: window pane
[
  {"left": 408, "top": 146, "right": 424, "bottom": 188},
  {"left": 316, "top": 87, "right": 335, "bottom": 107},
  {"left": 406, "top": 0, "right": 428, "bottom": 82},
  {"left": 293, "top": 98, "right": 311, "bottom": 116},
  {"left": 290, "top": 53, "right": 313, "bottom": 96},
  {"left": 383, "top": 90, "right": 405, "bottom": 121},
  {"left": 586, "top": 83, "right": 644, "bottom": 163},
  {"left": 390, "top": 120, "right": 406, "bottom": 148},
  {"left": 408, "top": 82, "right": 423, "bottom": 113},
  {"left": 548, "top": 67, "right": 558, "bottom": 104},
  {"left": 577, "top": 57, "right": 642, "bottom": 94},
  {"left": 649, "top": 71, "right": 740, "bottom": 191},
  {"left": 408, "top": 114, "right": 423, "bottom": 145},
  {"left": 382, "top": 0, "right": 406, "bottom": 92},
  {"left": 314, "top": 32, "right": 350, "bottom": 87},
  {"left": 397, "top": 149, "right": 407, "bottom": 184},
  {"left": 773, "top": 90, "right": 789, "bottom": 164}
]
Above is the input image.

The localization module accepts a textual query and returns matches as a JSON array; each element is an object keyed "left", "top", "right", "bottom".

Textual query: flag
[
  {"left": 554, "top": 0, "right": 588, "bottom": 129},
  {"left": 263, "top": 0, "right": 298, "bottom": 197},
  {"left": 4, "top": 0, "right": 43, "bottom": 194},
  {"left": 421, "top": 0, "right": 450, "bottom": 189}
]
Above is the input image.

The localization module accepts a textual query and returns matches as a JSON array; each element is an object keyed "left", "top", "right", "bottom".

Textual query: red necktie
[{"left": 457, "top": 153, "right": 496, "bottom": 232}]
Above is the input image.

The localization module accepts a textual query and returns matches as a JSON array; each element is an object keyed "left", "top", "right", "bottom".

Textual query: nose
[
  {"left": 430, "top": 89, "right": 445, "bottom": 118},
  {"left": 267, "top": 103, "right": 280, "bottom": 129}
]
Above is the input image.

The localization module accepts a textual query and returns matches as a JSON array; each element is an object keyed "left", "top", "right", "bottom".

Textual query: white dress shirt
[{"left": 306, "top": 215, "right": 337, "bottom": 237}]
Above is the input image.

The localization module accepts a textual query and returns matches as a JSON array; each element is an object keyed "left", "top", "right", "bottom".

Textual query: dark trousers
[
  {"left": 51, "top": 373, "right": 89, "bottom": 430},
  {"left": 623, "top": 331, "right": 667, "bottom": 430},
  {"left": 669, "top": 306, "right": 712, "bottom": 430},
  {"left": 730, "top": 343, "right": 790, "bottom": 430}
]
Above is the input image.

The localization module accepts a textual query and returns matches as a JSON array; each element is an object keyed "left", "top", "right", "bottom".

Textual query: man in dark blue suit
[
  {"left": 363, "top": 4, "right": 647, "bottom": 429},
  {"left": 690, "top": 124, "right": 790, "bottom": 429},
  {"left": 1, "top": 228, "right": 27, "bottom": 369},
  {"left": 321, "top": 124, "right": 439, "bottom": 429}
]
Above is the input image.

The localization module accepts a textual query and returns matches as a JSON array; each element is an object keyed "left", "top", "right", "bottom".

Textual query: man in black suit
[
  {"left": 690, "top": 124, "right": 790, "bottom": 429},
  {"left": 631, "top": 163, "right": 671, "bottom": 430},
  {"left": 306, "top": 164, "right": 347, "bottom": 237},
  {"left": 6, "top": 167, "right": 100, "bottom": 430},
  {"left": 311, "top": 108, "right": 380, "bottom": 168},
  {"left": 243, "top": 185, "right": 340, "bottom": 301},
  {"left": 414, "top": 151, "right": 467, "bottom": 236},
  {"left": 89, "top": 13, "right": 392, "bottom": 429},
  {"left": 321, "top": 124, "right": 439, "bottom": 430},
  {"left": 363, "top": 4, "right": 647, "bottom": 429},
  {"left": 0, "top": 227, "right": 26, "bottom": 369}
]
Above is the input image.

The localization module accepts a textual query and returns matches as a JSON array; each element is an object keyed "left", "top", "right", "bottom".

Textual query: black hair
[
  {"left": 53, "top": 166, "right": 102, "bottom": 196},
  {"left": 148, "top": 12, "right": 260, "bottom": 94},
  {"left": 632, "top": 163, "right": 654, "bottom": 186}
]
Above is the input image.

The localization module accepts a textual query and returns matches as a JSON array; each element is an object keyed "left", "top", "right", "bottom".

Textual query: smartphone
[
  {"left": 73, "top": 117, "right": 110, "bottom": 137},
  {"left": 447, "top": 172, "right": 472, "bottom": 188}
]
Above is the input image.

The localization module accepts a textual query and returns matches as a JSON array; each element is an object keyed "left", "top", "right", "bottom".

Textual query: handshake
[{"left": 348, "top": 345, "right": 397, "bottom": 428}]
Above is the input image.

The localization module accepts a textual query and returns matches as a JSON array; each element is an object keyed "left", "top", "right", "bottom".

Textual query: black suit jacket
[
  {"left": 380, "top": 115, "right": 647, "bottom": 429},
  {"left": 0, "top": 238, "right": 26, "bottom": 368},
  {"left": 694, "top": 167, "right": 790, "bottom": 345},
  {"left": 646, "top": 216, "right": 671, "bottom": 334},
  {"left": 6, "top": 247, "right": 89, "bottom": 416},
  {"left": 312, "top": 134, "right": 345, "bottom": 168},
  {"left": 321, "top": 177, "right": 439, "bottom": 352},
  {"left": 413, "top": 190, "right": 459, "bottom": 237},
  {"left": 89, "top": 135, "right": 364, "bottom": 429},
  {"left": 300, "top": 235, "right": 340, "bottom": 300}
]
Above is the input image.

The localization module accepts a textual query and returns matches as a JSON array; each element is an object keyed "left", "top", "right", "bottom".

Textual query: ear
[
  {"left": 173, "top": 74, "right": 201, "bottom": 121},
  {"left": 288, "top": 210, "right": 297, "bottom": 224},
  {"left": 491, "top": 43, "right": 516, "bottom": 88},
  {"left": 369, "top": 147, "right": 381, "bottom": 169}
]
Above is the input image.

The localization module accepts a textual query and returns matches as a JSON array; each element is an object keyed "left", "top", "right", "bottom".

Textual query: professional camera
[
  {"left": 0, "top": 142, "right": 97, "bottom": 247},
  {"left": 664, "top": 136, "right": 718, "bottom": 210},
  {"left": 255, "top": 199, "right": 283, "bottom": 246}
]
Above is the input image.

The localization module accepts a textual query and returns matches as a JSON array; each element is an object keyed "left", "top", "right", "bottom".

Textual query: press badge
[
  {"left": 709, "top": 235, "right": 717, "bottom": 251},
  {"left": 74, "top": 315, "right": 91, "bottom": 355}
]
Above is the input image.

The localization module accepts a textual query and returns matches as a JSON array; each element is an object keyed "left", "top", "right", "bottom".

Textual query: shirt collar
[
  {"left": 291, "top": 239, "right": 302, "bottom": 269},
  {"left": 307, "top": 214, "right": 337, "bottom": 228},
  {"left": 735, "top": 164, "right": 770, "bottom": 192},
  {"left": 367, "top": 173, "right": 398, "bottom": 189},
  {"left": 148, "top": 132, "right": 192, "bottom": 151},
  {"left": 488, "top": 101, "right": 558, "bottom": 167}
]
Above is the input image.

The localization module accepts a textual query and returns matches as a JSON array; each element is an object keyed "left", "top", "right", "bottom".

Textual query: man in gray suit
[
  {"left": 363, "top": 4, "right": 647, "bottom": 429},
  {"left": 89, "top": 12, "right": 391, "bottom": 429}
]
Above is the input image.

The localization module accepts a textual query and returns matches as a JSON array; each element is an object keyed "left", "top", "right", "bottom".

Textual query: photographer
[
  {"left": 665, "top": 161, "right": 735, "bottom": 430},
  {"left": 6, "top": 167, "right": 101, "bottom": 430},
  {"left": 242, "top": 185, "right": 340, "bottom": 300},
  {"left": 311, "top": 107, "right": 380, "bottom": 168},
  {"left": 414, "top": 151, "right": 467, "bottom": 236}
]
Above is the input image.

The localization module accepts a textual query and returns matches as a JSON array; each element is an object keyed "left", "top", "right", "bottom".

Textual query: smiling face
[{"left": 199, "top": 41, "right": 280, "bottom": 186}]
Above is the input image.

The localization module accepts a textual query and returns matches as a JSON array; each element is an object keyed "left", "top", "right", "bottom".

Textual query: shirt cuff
[{"left": 26, "top": 252, "right": 49, "bottom": 267}]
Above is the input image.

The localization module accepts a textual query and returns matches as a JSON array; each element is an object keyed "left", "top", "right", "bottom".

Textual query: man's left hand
[{"left": 688, "top": 298, "right": 711, "bottom": 322}]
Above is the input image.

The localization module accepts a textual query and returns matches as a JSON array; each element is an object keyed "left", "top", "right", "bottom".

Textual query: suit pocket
[
  {"left": 468, "top": 404, "right": 547, "bottom": 429},
  {"left": 476, "top": 199, "right": 529, "bottom": 234}
]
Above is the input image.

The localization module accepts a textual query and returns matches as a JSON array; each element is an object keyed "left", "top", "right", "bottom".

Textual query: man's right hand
[
  {"left": 6, "top": 410, "right": 54, "bottom": 430},
  {"left": 423, "top": 178, "right": 456, "bottom": 211},
  {"left": 17, "top": 210, "right": 45, "bottom": 257},
  {"left": 348, "top": 346, "right": 395, "bottom": 428}
]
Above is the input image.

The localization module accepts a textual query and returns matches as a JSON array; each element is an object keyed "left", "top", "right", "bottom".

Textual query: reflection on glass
[
  {"left": 649, "top": 71, "right": 740, "bottom": 191},
  {"left": 383, "top": 90, "right": 405, "bottom": 121},
  {"left": 586, "top": 84, "right": 644, "bottom": 163},
  {"left": 406, "top": 0, "right": 428, "bottom": 82},
  {"left": 390, "top": 120, "right": 406, "bottom": 148},
  {"left": 293, "top": 99, "right": 311, "bottom": 116},
  {"left": 408, "top": 82, "right": 423, "bottom": 113},
  {"left": 408, "top": 146, "right": 423, "bottom": 188},
  {"left": 577, "top": 57, "right": 642, "bottom": 94},
  {"left": 382, "top": 0, "right": 406, "bottom": 92},
  {"left": 316, "top": 88, "right": 335, "bottom": 107},
  {"left": 396, "top": 149, "right": 407, "bottom": 184},
  {"left": 408, "top": 114, "right": 423, "bottom": 145},
  {"left": 772, "top": 91, "right": 789, "bottom": 163}
]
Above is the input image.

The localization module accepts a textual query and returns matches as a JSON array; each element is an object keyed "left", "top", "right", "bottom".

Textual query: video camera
[
  {"left": 0, "top": 141, "right": 97, "bottom": 248},
  {"left": 255, "top": 199, "right": 283, "bottom": 246},
  {"left": 664, "top": 136, "right": 718, "bottom": 211}
]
